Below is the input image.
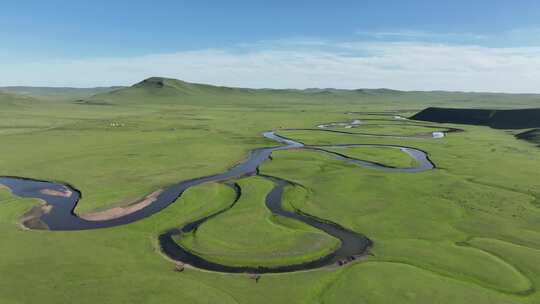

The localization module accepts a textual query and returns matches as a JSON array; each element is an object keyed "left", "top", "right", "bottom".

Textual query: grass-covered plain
[
  {"left": 318, "top": 122, "right": 445, "bottom": 137},
  {"left": 1, "top": 78, "right": 540, "bottom": 303},
  {"left": 322, "top": 146, "right": 419, "bottom": 168},
  {"left": 177, "top": 177, "right": 340, "bottom": 267}
]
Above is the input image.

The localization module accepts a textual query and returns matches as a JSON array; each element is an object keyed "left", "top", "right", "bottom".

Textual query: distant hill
[
  {"left": 83, "top": 76, "right": 540, "bottom": 108},
  {"left": 131, "top": 77, "right": 256, "bottom": 95},
  {"left": 6, "top": 77, "right": 540, "bottom": 108},
  {"left": 0, "top": 91, "right": 38, "bottom": 105},
  {"left": 411, "top": 107, "right": 540, "bottom": 129},
  {"left": 0, "top": 86, "right": 123, "bottom": 101},
  {"left": 81, "top": 77, "right": 262, "bottom": 105}
]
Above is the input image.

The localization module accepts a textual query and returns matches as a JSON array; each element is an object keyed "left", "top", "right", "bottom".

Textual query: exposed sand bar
[
  {"left": 81, "top": 189, "right": 163, "bottom": 221},
  {"left": 40, "top": 188, "right": 72, "bottom": 198}
]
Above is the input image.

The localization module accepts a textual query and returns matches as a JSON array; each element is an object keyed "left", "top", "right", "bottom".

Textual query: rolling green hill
[
  {"left": 0, "top": 86, "right": 123, "bottom": 101},
  {"left": 81, "top": 77, "right": 540, "bottom": 110},
  {"left": 0, "top": 90, "right": 37, "bottom": 105}
]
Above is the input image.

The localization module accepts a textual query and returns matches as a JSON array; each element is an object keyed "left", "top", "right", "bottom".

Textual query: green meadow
[
  {"left": 177, "top": 177, "right": 340, "bottom": 268},
  {"left": 0, "top": 77, "right": 540, "bottom": 303}
]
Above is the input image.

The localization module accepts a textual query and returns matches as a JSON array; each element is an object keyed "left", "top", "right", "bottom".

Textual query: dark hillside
[
  {"left": 516, "top": 129, "right": 540, "bottom": 146},
  {"left": 411, "top": 107, "right": 540, "bottom": 129}
]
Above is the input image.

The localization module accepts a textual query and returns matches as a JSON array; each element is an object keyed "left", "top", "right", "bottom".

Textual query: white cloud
[
  {"left": 2, "top": 41, "right": 540, "bottom": 93},
  {"left": 355, "top": 30, "right": 488, "bottom": 41}
]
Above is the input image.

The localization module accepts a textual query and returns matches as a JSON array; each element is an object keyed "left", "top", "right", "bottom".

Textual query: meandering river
[{"left": 0, "top": 118, "right": 449, "bottom": 273}]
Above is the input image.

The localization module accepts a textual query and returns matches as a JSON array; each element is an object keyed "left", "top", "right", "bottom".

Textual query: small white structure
[{"left": 432, "top": 132, "right": 445, "bottom": 139}]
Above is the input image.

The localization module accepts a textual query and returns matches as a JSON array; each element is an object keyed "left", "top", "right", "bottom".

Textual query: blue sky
[{"left": 3, "top": 0, "right": 540, "bottom": 92}]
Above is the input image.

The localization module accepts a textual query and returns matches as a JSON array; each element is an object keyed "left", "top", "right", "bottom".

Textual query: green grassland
[
  {"left": 322, "top": 146, "right": 419, "bottom": 168},
  {"left": 177, "top": 177, "right": 340, "bottom": 267},
  {"left": 1, "top": 77, "right": 540, "bottom": 303},
  {"left": 318, "top": 122, "right": 443, "bottom": 137}
]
